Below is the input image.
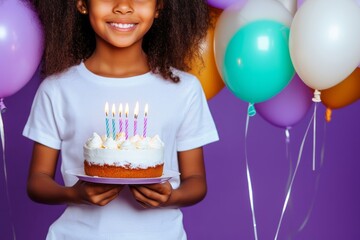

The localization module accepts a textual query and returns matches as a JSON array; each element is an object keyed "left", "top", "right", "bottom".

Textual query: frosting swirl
[
  {"left": 120, "top": 139, "right": 136, "bottom": 150},
  {"left": 103, "top": 137, "right": 118, "bottom": 149},
  {"left": 86, "top": 133, "right": 103, "bottom": 148},
  {"left": 149, "top": 135, "right": 164, "bottom": 149}
]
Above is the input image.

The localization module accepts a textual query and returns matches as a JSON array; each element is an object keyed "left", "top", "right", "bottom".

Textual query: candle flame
[
  {"left": 119, "top": 104, "right": 123, "bottom": 117},
  {"left": 125, "top": 103, "right": 129, "bottom": 118},
  {"left": 111, "top": 104, "right": 115, "bottom": 117},
  {"left": 144, "top": 104, "right": 149, "bottom": 117},
  {"left": 105, "top": 102, "right": 109, "bottom": 117},
  {"left": 134, "top": 101, "right": 139, "bottom": 119}
]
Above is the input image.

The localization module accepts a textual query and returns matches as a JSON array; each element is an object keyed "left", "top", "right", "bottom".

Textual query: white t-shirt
[{"left": 23, "top": 62, "right": 219, "bottom": 240}]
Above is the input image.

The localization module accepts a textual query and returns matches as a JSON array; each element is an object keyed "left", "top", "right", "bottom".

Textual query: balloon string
[
  {"left": 320, "top": 120, "right": 327, "bottom": 169},
  {"left": 245, "top": 109, "right": 258, "bottom": 240},
  {"left": 297, "top": 118, "right": 327, "bottom": 233},
  {"left": 312, "top": 103, "right": 318, "bottom": 171},
  {"left": 284, "top": 129, "right": 293, "bottom": 198},
  {"left": 274, "top": 109, "right": 315, "bottom": 240},
  {"left": 0, "top": 110, "right": 17, "bottom": 240}
]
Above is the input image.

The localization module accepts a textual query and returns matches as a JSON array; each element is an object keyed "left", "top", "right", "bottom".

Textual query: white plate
[{"left": 66, "top": 168, "right": 180, "bottom": 185}]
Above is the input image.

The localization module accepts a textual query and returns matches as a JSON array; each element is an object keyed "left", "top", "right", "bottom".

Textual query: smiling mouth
[{"left": 109, "top": 22, "right": 136, "bottom": 30}]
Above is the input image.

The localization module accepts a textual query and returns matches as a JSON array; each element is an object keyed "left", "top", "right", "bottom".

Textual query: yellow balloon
[{"left": 188, "top": 7, "right": 224, "bottom": 100}]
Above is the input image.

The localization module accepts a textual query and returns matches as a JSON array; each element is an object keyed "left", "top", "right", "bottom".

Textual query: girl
[{"left": 24, "top": 0, "right": 219, "bottom": 239}]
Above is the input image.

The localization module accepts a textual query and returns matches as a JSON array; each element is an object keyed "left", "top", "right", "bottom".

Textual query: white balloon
[
  {"left": 289, "top": 0, "right": 360, "bottom": 90},
  {"left": 214, "top": 0, "right": 293, "bottom": 78},
  {"left": 276, "top": 0, "right": 298, "bottom": 16}
]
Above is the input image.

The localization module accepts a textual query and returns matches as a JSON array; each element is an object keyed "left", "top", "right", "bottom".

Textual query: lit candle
[
  {"left": 125, "top": 103, "right": 129, "bottom": 139},
  {"left": 143, "top": 104, "right": 148, "bottom": 138},
  {"left": 111, "top": 104, "right": 116, "bottom": 140},
  {"left": 104, "top": 102, "right": 110, "bottom": 138},
  {"left": 134, "top": 101, "right": 139, "bottom": 136},
  {"left": 118, "top": 103, "right": 123, "bottom": 133}
]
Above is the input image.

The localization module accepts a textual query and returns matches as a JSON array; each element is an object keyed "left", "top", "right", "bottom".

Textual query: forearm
[
  {"left": 165, "top": 175, "right": 207, "bottom": 208},
  {"left": 27, "top": 173, "right": 74, "bottom": 205}
]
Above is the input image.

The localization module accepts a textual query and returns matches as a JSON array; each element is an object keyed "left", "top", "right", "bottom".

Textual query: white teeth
[{"left": 110, "top": 23, "right": 135, "bottom": 29}]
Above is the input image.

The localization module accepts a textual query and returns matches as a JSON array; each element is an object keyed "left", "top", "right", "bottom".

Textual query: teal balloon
[{"left": 223, "top": 20, "right": 295, "bottom": 103}]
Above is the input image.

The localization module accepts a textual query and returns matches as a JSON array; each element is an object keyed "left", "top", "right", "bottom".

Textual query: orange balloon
[
  {"left": 188, "top": 7, "right": 224, "bottom": 100},
  {"left": 321, "top": 67, "right": 360, "bottom": 122},
  {"left": 321, "top": 67, "right": 360, "bottom": 109}
]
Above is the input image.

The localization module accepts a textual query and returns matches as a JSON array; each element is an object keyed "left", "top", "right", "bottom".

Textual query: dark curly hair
[{"left": 30, "top": 0, "right": 210, "bottom": 82}]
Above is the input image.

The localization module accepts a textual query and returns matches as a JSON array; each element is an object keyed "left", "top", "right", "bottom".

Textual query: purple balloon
[
  {"left": 0, "top": 0, "right": 43, "bottom": 98},
  {"left": 207, "top": 0, "right": 247, "bottom": 10},
  {"left": 256, "top": 74, "right": 313, "bottom": 128},
  {"left": 297, "top": 0, "right": 305, "bottom": 8}
]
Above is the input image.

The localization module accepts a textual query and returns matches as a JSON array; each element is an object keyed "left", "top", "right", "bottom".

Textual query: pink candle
[
  {"left": 125, "top": 103, "right": 129, "bottom": 139},
  {"left": 134, "top": 102, "right": 139, "bottom": 136},
  {"left": 143, "top": 104, "right": 148, "bottom": 138},
  {"left": 118, "top": 104, "right": 123, "bottom": 133}
]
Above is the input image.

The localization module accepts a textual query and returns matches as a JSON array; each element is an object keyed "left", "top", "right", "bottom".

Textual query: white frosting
[
  {"left": 103, "top": 137, "right": 118, "bottom": 149},
  {"left": 130, "top": 134, "right": 141, "bottom": 143},
  {"left": 120, "top": 139, "right": 136, "bottom": 150},
  {"left": 149, "top": 135, "right": 163, "bottom": 149},
  {"left": 115, "top": 132, "right": 126, "bottom": 145},
  {"left": 84, "top": 132, "right": 164, "bottom": 169},
  {"left": 85, "top": 133, "right": 103, "bottom": 148},
  {"left": 135, "top": 137, "right": 149, "bottom": 149}
]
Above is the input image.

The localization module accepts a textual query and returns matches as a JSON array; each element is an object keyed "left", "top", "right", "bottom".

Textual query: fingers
[
  {"left": 74, "top": 181, "right": 123, "bottom": 206},
  {"left": 74, "top": 180, "right": 173, "bottom": 208},
  {"left": 131, "top": 187, "right": 161, "bottom": 208},
  {"left": 130, "top": 182, "right": 172, "bottom": 208},
  {"left": 87, "top": 185, "right": 121, "bottom": 206}
]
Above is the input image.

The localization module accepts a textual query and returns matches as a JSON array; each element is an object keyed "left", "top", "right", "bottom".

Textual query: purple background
[{"left": 1, "top": 69, "right": 360, "bottom": 239}]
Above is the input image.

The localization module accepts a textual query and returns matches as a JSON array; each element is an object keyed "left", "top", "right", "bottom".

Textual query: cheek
[
  {"left": 88, "top": 16, "right": 100, "bottom": 35},
  {"left": 139, "top": 10, "right": 157, "bottom": 28},
  {"left": 137, "top": 3, "right": 158, "bottom": 20},
  {"left": 88, "top": 10, "right": 107, "bottom": 32}
]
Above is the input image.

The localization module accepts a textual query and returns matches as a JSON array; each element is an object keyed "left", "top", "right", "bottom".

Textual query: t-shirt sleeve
[
  {"left": 22, "top": 80, "right": 62, "bottom": 150},
  {"left": 176, "top": 78, "right": 219, "bottom": 151}
]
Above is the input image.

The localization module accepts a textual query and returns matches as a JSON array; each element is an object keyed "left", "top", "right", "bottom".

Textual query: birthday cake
[
  {"left": 84, "top": 132, "right": 164, "bottom": 178},
  {"left": 83, "top": 102, "right": 164, "bottom": 178}
]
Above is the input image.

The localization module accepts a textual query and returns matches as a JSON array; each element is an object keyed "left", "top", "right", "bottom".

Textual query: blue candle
[
  {"left": 105, "top": 102, "right": 110, "bottom": 138},
  {"left": 111, "top": 104, "right": 116, "bottom": 140}
]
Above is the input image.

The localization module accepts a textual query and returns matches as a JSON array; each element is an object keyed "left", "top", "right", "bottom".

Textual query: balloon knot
[
  {"left": 248, "top": 103, "right": 256, "bottom": 117},
  {"left": 0, "top": 98, "right": 6, "bottom": 113},
  {"left": 312, "top": 89, "right": 321, "bottom": 103},
  {"left": 285, "top": 128, "right": 291, "bottom": 143}
]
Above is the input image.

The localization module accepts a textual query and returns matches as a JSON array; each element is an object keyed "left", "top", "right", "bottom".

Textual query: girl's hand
[
  {"left": 72, "top": 180, "right": 124, "bottom": 206},
  {"left": 129, "top": 181, "right": 172, "bottom": 208}
]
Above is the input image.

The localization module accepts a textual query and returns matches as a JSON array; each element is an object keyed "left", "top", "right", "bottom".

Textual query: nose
[{"left": 113, "top": 0, "right": 134, "bottom": 14}]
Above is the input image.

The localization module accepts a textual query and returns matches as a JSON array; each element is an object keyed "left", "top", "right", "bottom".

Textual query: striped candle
[
  {"left": 104, "top": 102, "right": 110, "bottom": 138},
  {"left": 118, "top": 103, "right": 123, "bottom": 133},
  {"left": 125, "top": 103, "right": 129, "bottom": 139},
  {"left": 143, "top": 104, "right": 148, "bottom": 138},
  {"left": 134, "top": 101, "right": 139, "bottom": 136},
  {"left": 111, "top": 104, "right": 116, "bottom": 140}
]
